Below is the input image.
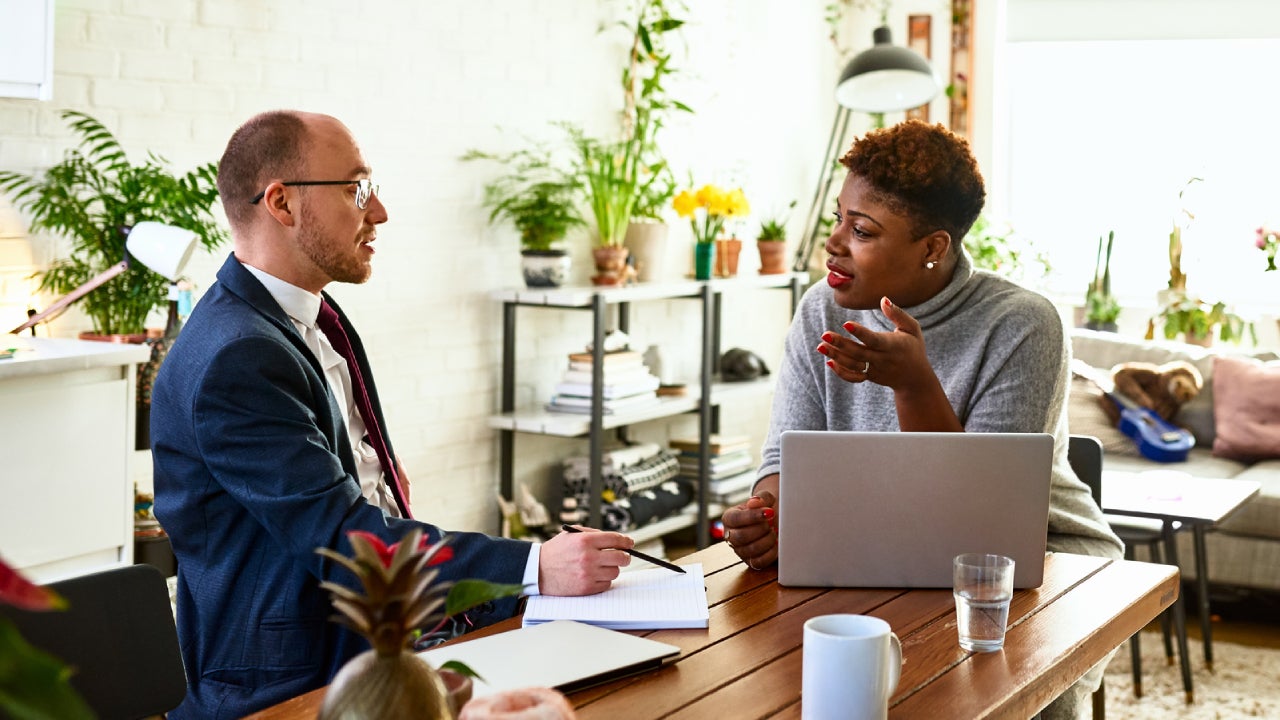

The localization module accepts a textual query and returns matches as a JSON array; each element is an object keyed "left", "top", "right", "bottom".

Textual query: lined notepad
[{"left": 522, "top": 563, "right": 709, "bottom": 629}]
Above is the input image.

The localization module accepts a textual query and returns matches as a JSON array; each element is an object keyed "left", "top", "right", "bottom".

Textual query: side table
[{"left": 1103, "top": 469, "right": 1261, "bottom": 701}]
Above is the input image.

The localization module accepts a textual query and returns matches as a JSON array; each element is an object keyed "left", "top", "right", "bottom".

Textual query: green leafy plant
[
  {"left": 1084, "top": 231, "right": 1120, "bottom": 325},
  {"left": 461, "top": 143, "right": 584, "bottom": 252},
  {"left": 962, "top": 214, "right": 1051, "bottom": 282},
  {"left": 757, "top": 200, "right": 797, "bottom": 241},
  {"left": 566, "top": 127, "right": 640, "bottom": 249},
  {"left": 617, "top": 0, "right": 690, "bottom": 223},
  {"left": 0, "top": 111, "right": 226, "bottom": 335},
  {"left": 1149, "top": 295, "right": 1255, "bottom": 346}
]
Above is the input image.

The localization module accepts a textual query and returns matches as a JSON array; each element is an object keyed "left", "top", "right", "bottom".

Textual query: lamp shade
[
  {"left": 125, "top": 222, "right": 197, "bottom": 282},
  {"left": 835, "top": 26, "right": 940, "bottom": 113}
]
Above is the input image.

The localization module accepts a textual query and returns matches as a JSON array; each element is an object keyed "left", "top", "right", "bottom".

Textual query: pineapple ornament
[{"left": 315, "top": 527, "right": 521, "bottom": 719}]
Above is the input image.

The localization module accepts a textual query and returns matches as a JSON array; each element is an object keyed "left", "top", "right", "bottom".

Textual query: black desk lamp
[
  {"left": 10, "top": 222, "right": 197, "bottom": 335},
  {"left": 792, "top": 26, "right": 941, "bottom": 272}
]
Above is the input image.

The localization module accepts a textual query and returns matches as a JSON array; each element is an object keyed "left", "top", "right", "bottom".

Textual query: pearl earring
[{"left": 926, "top": 261, "right": 936, "bottom": 270}]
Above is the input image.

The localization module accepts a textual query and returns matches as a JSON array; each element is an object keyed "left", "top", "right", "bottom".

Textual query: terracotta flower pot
[
  {"left": 715, "top": 237, "right": 742, "bottom": 277},
  {"left": 757, "top": 240, "right": 788, "bottom": 275},
  {"left": 591, "top": 246, "right": 632, "bottom": 286}
]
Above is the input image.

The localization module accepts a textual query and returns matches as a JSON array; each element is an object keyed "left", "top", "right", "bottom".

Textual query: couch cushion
[
  {"left": 1212, "top": 355, "right": 1280, "bottom": 462},
  {"left": 1215, "top": 459, "right": 1280, "bottom": 540},
  {"left": 1071, "top": 329, "right": 1279, "bottom": 448}
]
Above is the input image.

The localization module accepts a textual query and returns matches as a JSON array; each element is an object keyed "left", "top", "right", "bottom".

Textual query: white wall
[{"left": 0, "top": 0, "right": 836, "bottom": 534}]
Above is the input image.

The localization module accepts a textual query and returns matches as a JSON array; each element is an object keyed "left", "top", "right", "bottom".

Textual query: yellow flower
[
  {"left": 674, "top": 182, "right": 750, "bottom": 244},
  {"left": 672, "top": 190, "right": 697, "bottom": 218}
]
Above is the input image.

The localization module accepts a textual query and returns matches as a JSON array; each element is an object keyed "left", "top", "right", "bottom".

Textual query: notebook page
[{"left": 522, "top": 563, "right": 708, "bottom": 629}]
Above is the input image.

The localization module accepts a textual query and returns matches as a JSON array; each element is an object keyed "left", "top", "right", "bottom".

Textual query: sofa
[{"left": 1068, "top": 328, "right": 1280, "bottom": 594}]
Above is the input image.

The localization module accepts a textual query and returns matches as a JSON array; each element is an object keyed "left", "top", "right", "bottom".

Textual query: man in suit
[{"left": 151, "top": 110, "right": 634, "bottom": 719}]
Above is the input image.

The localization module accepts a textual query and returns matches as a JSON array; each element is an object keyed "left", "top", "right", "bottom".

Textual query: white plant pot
[
  {"left": 521, "top": 250, "right": 570, "bottom": 288},
  {"left": 624, "top": 221, "right": 669, "bottom": 283}
]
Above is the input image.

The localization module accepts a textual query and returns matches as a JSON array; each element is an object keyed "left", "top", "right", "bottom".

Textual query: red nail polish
[
  {"left": 843, "top": 322, "right": 855, "bottom": 331},
  {"left": 821, "top": 332, "right": 834, "bottom": 343},
  {"left": 817, "top": 344, "right": 829, "bottom": 356},
  {"left": 826, "top": 359, "right": 835, "bottom": 369},
  {"left": 762, "top": 508, "right": 775, "bottom": 520}
]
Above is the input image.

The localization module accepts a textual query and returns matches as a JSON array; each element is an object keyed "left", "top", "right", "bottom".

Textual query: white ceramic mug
[{"left": 802, "top": 614, "right": 903, "bottom": 720}]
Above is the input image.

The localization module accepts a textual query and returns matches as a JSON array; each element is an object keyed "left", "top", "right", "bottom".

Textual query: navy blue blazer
[{"left": 152, "top": 254, "right": 529, "bottom": 719}]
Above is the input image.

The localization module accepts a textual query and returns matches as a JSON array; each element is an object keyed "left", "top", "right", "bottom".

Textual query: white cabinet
[
  {"left": 0, "top": 0, "right": 55, "bottom": 100},
  {"left": 490, "top": 274, "right": 805, "bottom": 548},
  {"left": 0, "top": 338, "right": 150, "bottom": 582}
]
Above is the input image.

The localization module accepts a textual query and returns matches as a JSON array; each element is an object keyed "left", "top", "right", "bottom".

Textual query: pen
[{"left": 560, "top": 523, "right": 686, "bottom": 574}]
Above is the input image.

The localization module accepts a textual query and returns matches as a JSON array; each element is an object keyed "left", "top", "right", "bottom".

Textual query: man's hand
[{"left": 538, "top": 526, "right": 633, "bottom": 596}]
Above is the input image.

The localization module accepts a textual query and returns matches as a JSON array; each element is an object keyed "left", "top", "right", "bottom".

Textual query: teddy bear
[{"left": 1097, "top": 360, "right": 1204, "bottom": 427}]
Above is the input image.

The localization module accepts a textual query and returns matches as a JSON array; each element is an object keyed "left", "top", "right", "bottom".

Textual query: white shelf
[
  {"left": 487, "top": 378, "right": 775, "bottom": 438},
  {"left": 491, "top": 272, "right": 807, "bottom": 307},
  {"left": 627, "top": 505, "right": 699, "bottom": 545}
]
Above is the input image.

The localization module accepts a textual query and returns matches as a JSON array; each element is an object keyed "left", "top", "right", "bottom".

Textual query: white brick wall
[{"left": 0, "top": 0, "right": 836, "bottom": 535}]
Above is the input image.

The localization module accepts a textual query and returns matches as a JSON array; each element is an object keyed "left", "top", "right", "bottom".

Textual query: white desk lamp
[
  {"left": 793, "top": 26, "right": 942, "bottom": 272},
  {"left": 10, "top": 221, "right": 198, "bottom": 335}
]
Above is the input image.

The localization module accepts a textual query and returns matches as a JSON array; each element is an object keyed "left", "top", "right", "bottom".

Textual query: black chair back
[
  {"left": 0, "top": 564, "right": 186, "bottom": 719},
  {"left": 1068, "top": 434, "right": 1105, "bottom": 509}
]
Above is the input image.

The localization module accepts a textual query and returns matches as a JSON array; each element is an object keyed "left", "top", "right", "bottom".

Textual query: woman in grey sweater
[{"left": 721, "top": 121, "right": 1121, "bottom": 719}]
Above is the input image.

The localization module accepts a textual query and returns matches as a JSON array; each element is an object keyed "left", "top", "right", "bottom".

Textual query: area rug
[{"left": 1103, "top": 631, "right": 1280, "bottom": 719}]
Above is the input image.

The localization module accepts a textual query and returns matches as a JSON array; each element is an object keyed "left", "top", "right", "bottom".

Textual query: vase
[
  {"left": 591, "top": 246, "right": 632, "bottom": 286},
  {"left": 319, "top": 649, "right": 454, "bottom": 720},
  {"left": 694, "top": 242, "right": 715, "bottom": 280},
  {"left": 715, "top": 237, "right": 742, "bottom": 277},
  {"left": 624, "top": 220, "right": 669, "bottom": 282},
  {"left": 757, "top": 240, "right": 788, "bottom": 275},
  {"left": 520, "top": 249, "right": 570, "bottom": 288}
]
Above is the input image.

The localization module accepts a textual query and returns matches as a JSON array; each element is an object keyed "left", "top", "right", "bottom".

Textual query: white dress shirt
[{"left": 240, "top": 262, "right": 541, "bottom": 590}]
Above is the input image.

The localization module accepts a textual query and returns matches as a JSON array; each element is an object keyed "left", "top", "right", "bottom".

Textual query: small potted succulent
[
  {"left": 463, "top": 143, "right": 583, "bottom": 288},
  {"left": 756, "top": 200, "right": 796, "bottom": 275}
]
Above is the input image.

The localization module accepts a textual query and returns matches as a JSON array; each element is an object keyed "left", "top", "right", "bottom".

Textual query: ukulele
[{"left": 1070, "top": 360, "right": 1195, "bottom": 463}]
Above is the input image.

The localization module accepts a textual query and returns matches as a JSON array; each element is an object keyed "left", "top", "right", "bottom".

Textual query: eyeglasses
[{"left": 249, "top": 179, "right": 379, "bottom": 210}]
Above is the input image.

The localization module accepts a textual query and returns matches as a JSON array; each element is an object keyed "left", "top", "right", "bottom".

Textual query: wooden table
[
  {"left": 250, "top": 542, "right": 1177, "bottom": 720},
  {"left": 1103, "top": 469, "right": 1261, "bottom": 695}
]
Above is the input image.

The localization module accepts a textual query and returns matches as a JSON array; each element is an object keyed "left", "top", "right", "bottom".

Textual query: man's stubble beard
[{"left": 297, "top": 202, "right": 373, "bottom": 286}]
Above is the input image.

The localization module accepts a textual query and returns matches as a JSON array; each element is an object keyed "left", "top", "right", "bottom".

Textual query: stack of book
[
  {"left": 546, "top": 350, "right": 662, "bottom": 415},
  {"left": 670, "top": 434, "right": 756, "bottom": 504}
]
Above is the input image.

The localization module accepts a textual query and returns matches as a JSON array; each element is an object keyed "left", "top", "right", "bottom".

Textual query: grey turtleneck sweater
[{"left": 761, "top": 251, "right": 1123, "bottom": 559}]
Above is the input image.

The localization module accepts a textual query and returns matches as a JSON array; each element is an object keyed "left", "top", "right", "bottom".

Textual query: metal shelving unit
[{"left": 492, "top": 273, "right": 806, "bottom": 548}]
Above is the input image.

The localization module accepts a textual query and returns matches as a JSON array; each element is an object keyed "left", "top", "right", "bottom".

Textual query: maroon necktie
[{"left": 316, "top": 300, "right": 413, "bottom": 519}]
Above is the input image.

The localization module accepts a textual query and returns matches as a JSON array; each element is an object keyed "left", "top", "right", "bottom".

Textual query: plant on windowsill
[
  {"left": 1083, "top": 231, "right": 1120, "bottom": 332},
  {"left": 315, "top": 528, "right": 523, "bottom": 720},
  {"left": 0, "top": 110, "right": 226, "bottom": 338},
  {"left": 756, "top": 200, "right": 796, "bottom": 275},
  {"left": 462, "top": 141, "right": 584, "bottom": 289},
  {"left": 1255, "top": 225, "right": 1278, "bottom": 272},
  {"left": 1147, "top": 295, "right": 1255, "bottom": 348}
]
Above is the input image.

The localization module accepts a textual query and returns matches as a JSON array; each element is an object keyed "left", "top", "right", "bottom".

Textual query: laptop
[{"left": 777, "top": 431, "right": 1052, "bottom": 589}]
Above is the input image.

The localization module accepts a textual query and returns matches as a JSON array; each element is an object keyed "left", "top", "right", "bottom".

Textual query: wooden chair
[{"left": 0, "top": 563, "right": 187, "bottom": 719}]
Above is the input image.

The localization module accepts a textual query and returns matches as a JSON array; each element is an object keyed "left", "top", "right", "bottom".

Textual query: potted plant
[
  {"left": 0, "top": 110, "right": 226, "bottom": 338},
  {"left": 672, "top": 183, "right": 749, "bottom": 280},
  {"left": 567, "top": 128, "right": 639, "bottom": 286},
  {"left": 756, "top": 200, "right": 796, "bottom": 275},
  {"left": 1083, "top": 231, "right": 1120, "bottom": 332},
  {"left": 462, "top": 142, "right": 583, "bottom": 288},
  {"left": 1147, "top": 296, "right": 1254, "bottom": 347}
]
